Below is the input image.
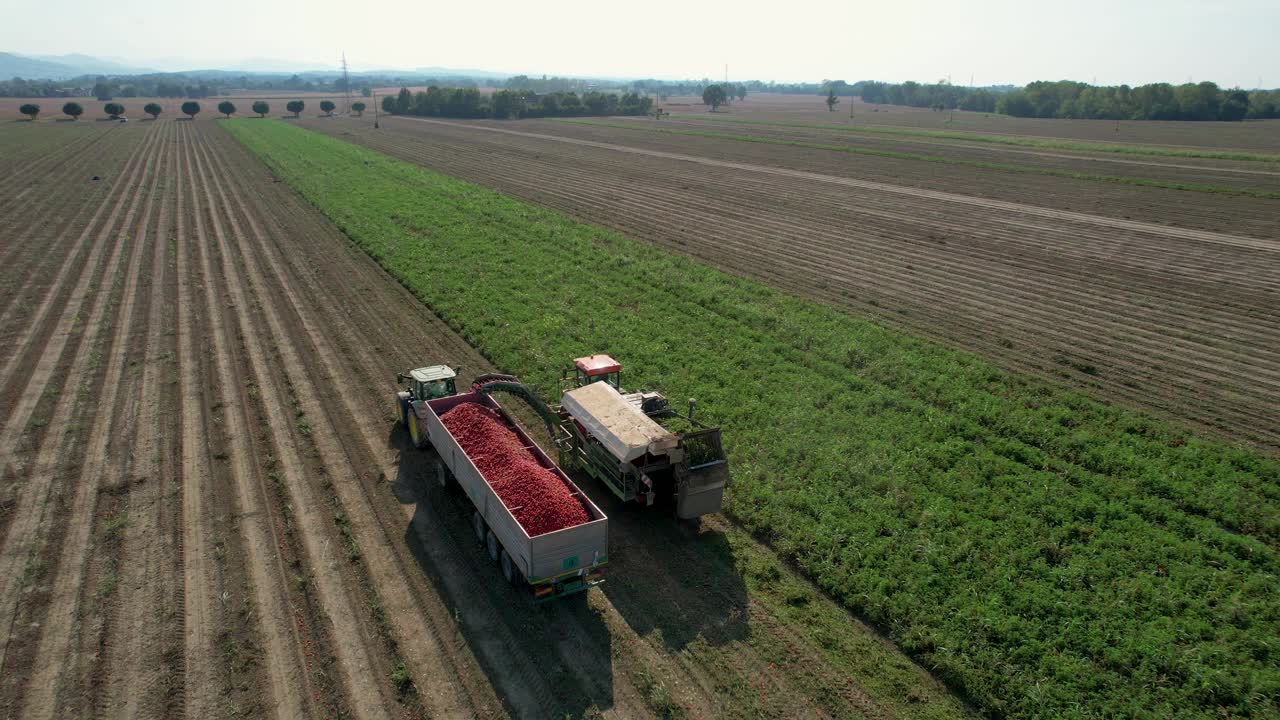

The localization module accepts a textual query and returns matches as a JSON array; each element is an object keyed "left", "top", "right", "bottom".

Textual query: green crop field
[
  {"left": 226, "top": 119, "right": 1280, "bottom": 718},
  {"left": 558, "top": 119, "right": 1280, "bottom": 199}
]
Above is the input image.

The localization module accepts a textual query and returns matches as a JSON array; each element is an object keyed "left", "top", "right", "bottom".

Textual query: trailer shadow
[{"left": 390, "top": 426, "right": 616, "bottom": 718}]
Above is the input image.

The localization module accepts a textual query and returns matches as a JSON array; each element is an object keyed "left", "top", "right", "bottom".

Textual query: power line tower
[{"left": 341, "top": 52, "right": 352, "bottom": 115}]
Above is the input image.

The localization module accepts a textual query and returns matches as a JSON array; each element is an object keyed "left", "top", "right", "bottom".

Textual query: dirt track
[
  {"left": 0, "top": 119, "right": 965, "bottom": 718},
  {"left": 297, "top": 114, "right": 1280, "bottom": 452}
]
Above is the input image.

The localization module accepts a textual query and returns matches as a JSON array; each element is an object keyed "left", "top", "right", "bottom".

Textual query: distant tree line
[
  {"left": 380, "top": 86, "right": 653, "bottom": 120},
  {"left": 857, "top": 80, "right": 1001, "bottom": 112},
  {"left": 995, "top": 81, "right": 1279, "bottom": 120},
  {"left": 0, "top": 75, "right": 220, "bottom": 99},
  {"left": 7, "top": 70, "right": 1278, "bottom": 122},
  {"left": 1, "top": 72, "right": 442, "bottom": 99}
]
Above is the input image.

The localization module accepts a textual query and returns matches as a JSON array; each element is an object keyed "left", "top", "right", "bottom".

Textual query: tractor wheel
[
  {"left": 408, "top": 412, "right": 427, "bottom": 450},
  {"left": 472, "top": 512, "right": 486, "bottom": 546},
  {"left": 500, "top": 549, "right": 521, "bottom": 586},
  {"left": 486, "top": 531, "right": 500, "bottom": 564},
  {"left": 398, "top": 396, "right": 408, "bottom": 428}
]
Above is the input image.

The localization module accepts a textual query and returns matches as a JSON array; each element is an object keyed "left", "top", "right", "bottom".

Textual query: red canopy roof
[{"left": 574, "top": 354, "right": 621, "bottom": 376}]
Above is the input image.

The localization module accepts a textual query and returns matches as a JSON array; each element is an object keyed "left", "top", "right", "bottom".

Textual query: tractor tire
[
  {"left": 500, "top": 549, "right": 521, "bottom": 586},
  {"left": 472, "top": 512, "right": 486, "bottom": 546},
  {"left": 398, "top": 396, "right": 408, "bottom": 428},
  {"left": 407, "top": 412, "right": 427, "bottom": 450},
  {"left": 486, "top": 530, "right": 500, "bottom": 564}
]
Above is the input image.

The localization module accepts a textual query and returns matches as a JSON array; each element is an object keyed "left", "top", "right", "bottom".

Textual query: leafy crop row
[
  {"left": 664, "top": 114, "right": 1280, "bottom": 164},
  {"left": 225, "top": 119, "right": 1280, "bottom": 718},
  {"left": 558, "top": 119, "right": 1280, "bottom": 200}
]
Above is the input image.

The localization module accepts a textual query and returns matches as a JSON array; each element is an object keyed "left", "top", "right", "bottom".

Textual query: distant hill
[
  {"left": 30, "top": 53, "right": 156, "bottom": 74},
  {"left": 0, "top": 52, "right": 79, "bottom": 79}
]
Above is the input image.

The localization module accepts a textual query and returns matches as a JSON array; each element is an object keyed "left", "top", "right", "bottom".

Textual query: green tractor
[{"left": 395, "top": 365, "right": 458, "bottom": 449}]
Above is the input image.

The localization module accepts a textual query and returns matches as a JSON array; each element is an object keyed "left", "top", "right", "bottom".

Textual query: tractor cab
[
  {"left": 571, "top": 354, "right": 622, "bottom": 390},
  {"left": 406, "top": 365, "right": 457, "bottom": 401}
]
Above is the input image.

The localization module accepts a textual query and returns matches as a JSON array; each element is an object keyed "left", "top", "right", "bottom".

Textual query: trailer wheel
[
  {"left": 472, "top": 512, "right": 486, "bottom": 546},
  {"left": 500, "top": 550, "right": 522, "bottom": 586},
  {"left": 435, "top": 460, "right": 451, "bottom": 489},
  {"left": 486, "top": 531, "right": 500, "bottom": 564}
]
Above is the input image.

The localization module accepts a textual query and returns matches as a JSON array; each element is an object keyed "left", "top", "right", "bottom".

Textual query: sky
[{"left": 4, "top": 0, "right": 1277, "bottom": 87}]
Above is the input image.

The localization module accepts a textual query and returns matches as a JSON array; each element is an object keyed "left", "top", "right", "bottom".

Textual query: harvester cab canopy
[
  {"left": 573, "top": 354, "right": 622, "bottom": 389},
  {"left": 409, "top": 365, "right": 457, "bottom": 401}
]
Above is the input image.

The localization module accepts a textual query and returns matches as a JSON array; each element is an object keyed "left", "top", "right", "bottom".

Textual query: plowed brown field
[
  {"left": 294, "top": 114, "right": 1280, "bottom": 451},
  {"left": 658, "top": 93, "right": 1280, "bottom": 151},
  {"left": 0, "top": 119, "right": 966, "bottom": 718}
]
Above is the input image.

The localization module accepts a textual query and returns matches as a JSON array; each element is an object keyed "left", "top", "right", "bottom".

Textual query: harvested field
[
  {"left": 659, "top": 93, "right": 1280, "bottom": 152},
  {"left": 557, "top": 118, "right": 1280, "bottom": 196},
  {"left": 294, "top": 113, "right": 1280, "bottom": 452},
  {"left": 0, "top": 118, "right": 965, "bottom": 718}
]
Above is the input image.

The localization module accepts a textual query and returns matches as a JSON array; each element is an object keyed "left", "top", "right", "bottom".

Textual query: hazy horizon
[{"left": 5, "top": 0, "right": 1277, "bottom": 88}]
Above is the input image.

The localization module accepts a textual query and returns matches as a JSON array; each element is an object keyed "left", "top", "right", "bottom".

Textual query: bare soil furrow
[
  {"left": 177, "top": 120, "right": 312, "bottom": 720},
  {"left": 396, "top": 117, "right": 1280, "bottom": 252},
  {"left": 101, "top": 119, "right": 179, "bottom": 719},
  {"left": 0, "top": 128, "right": 134, "bottom": 299},
  {"left": 19, "top": 117, "right": 166, "bottom": 719},
  {"left": 0, "top": 122, "right": 162, "bottom": 460},
  {"left": 543, "top": 117, "right": 1280, "bottom": 238},
  {"left": 587, "top": 117, "right": 1280, "bottom": 189},
  {"left": 194, "top": 125, "right": 480, "bottom": 718},
  {"left": 0, "top": 123, "right": 164, "bottom": 679},
  {"left": 174, "top": 128, "right": 221, "bottom": 718},
  {"left": 0, "top": 122, "right": 113, "bottom": 213},
  {"left": 186, "top": 124, "right": 387, "bottom": 720}
]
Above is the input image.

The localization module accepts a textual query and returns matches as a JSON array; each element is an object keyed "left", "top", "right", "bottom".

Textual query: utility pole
[
  {"left": 373, "top": 89, "right": 379, "bottom": 128},
  {"left": 341, "top": 52, "right": 352, "bottom": 114}
]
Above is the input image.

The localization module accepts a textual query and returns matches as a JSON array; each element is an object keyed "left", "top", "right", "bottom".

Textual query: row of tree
[
  {"left": 995, "top": 81, "right": 1280, "bottom": 120},
  {"left": 380, "top": 87, "right": 653, "bottom": 119},
  {"left": 856, "top": 80, "right": 1000, "bottom": 112},
  {"left": 16, "top": 99, "right": 367, "bottom": 120},
  {"left": 836, "top": 79, "right": 1279, "bottom": 121}
]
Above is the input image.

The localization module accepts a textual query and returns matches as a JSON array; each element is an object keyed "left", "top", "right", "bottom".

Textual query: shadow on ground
[
  {"left": 390, "top": 424, "right": 615, "bottom": 718},
  {"left": 581, "top": 477, "right": 749, "bottom": 651}
]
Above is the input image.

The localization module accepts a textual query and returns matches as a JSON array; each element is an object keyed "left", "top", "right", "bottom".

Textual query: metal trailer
[{"left": 417, "top": 390, "right": 608, "bottom": 603}]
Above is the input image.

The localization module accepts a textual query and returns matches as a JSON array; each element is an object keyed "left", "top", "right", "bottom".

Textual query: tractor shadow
[{"left": 388, "top": 424, "right": 615, "bottom": 718}]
